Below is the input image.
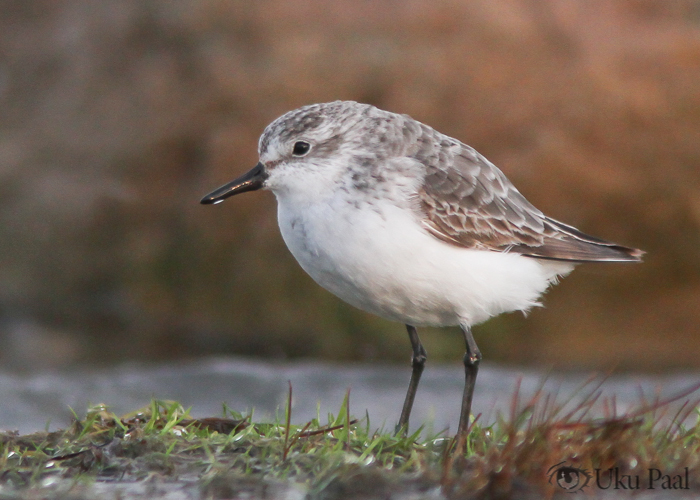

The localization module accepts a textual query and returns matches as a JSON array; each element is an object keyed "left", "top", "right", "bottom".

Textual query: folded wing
[{"left": 413, "top": 134, "right": 643, "bottom": 263}]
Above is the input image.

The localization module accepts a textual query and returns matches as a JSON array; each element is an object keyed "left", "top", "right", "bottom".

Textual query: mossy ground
[{"left": 1, "top": 381, "right": 700, "bottom": 499}]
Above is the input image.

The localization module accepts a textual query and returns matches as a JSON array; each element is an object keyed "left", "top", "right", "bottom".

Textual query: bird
[{"left": 201, "top": 101, "right": 643, "bottom": 439}]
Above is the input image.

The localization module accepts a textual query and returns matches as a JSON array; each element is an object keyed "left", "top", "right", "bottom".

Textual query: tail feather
[{"left": 514, "top": 218, "right": 644, "bottom": 263}]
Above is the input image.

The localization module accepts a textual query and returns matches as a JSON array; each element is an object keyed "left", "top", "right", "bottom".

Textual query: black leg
[
  {"left": 457, "top": 325, "right": 481, "bottom": 438},
  {"left": 396, "top": 324, "right": 427, "bottom": 434}
]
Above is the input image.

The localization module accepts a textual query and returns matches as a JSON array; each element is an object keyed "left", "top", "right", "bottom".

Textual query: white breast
[{"left": 275, "top": 191, "right": 573, "bottom": 328}]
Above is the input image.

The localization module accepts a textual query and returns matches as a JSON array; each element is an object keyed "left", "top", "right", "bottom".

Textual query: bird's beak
[{"left": 200, "top": 162, "right": 268, "bottom": 205}]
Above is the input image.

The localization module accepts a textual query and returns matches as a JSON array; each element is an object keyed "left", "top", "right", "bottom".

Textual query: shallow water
[{"left": 1, "top": 356, "right": 698, "bottom": 434}]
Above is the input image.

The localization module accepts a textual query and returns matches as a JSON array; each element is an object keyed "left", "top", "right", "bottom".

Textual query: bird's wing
[{"left": 412, "top": 134, "right": 642, "bottom": 262}]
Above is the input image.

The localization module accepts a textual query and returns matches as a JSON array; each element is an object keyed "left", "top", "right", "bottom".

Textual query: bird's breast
[
  {"left": 273, "top": 191, "right": 566, "bottom": 328},
  {"left": 275, "top": 193, "right": 465, "bottom": 325}
]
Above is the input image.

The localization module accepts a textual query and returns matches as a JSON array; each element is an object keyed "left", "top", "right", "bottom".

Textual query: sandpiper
[{"left": 201, "top": 101, "right": 643, "bottom": 438}]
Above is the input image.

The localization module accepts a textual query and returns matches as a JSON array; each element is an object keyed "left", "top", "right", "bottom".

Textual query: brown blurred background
[{"left": 0, "top": 0, "right": 698, "bottom": 372}]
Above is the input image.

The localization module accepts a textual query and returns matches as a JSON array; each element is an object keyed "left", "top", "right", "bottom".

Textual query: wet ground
[
  {"left": 1, "top": 357, "right": 698, "bottom": 434},
  {"left": 1, "top": 358, "right": 699, "bottom": 499}
]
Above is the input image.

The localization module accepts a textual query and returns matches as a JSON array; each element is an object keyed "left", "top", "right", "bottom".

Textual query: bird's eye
[{"left": 292, "top": 141, "right": 311, "bottom": 156}]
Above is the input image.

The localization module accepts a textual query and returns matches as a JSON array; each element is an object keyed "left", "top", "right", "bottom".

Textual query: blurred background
[{"left": 0, "top": 0, "right": 698, "bottom": 373}]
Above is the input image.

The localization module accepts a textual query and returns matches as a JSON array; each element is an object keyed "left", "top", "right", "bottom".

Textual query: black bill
[{"left": 200, "top": 162, "right": 268, "bottom": 205}]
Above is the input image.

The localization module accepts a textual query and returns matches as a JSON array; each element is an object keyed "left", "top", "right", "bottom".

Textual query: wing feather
[{"left": 412, "top": 128, "right": 643, "bottom": 262}]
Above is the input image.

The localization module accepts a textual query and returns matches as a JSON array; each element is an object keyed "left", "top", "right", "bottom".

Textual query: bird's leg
[
  {"left": 396, "top": 324, "right": 427, "bottom": 434},
  {"left": 456, "top": 325, "right": 482, "bottom": 441}
]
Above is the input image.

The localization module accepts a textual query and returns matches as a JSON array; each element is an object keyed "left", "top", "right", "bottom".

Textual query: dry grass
[{"left": 2, "top": 380, "right": 700, "bottom": 499}]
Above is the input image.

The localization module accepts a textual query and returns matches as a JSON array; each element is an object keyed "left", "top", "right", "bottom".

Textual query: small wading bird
[{"left": 201, "top": 101, "right": 643, "bottom": 440}]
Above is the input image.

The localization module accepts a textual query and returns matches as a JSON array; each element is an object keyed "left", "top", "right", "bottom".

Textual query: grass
[{"left": 1, "top": 380, "right": 700, "bottom": 499}]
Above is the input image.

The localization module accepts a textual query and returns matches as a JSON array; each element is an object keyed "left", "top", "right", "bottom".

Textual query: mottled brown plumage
[{"left": 412, "top": 127, "right": 643, "bottom": 262}]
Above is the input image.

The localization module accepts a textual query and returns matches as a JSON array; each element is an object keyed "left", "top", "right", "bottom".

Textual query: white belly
[{"left": 275, "top": 194, "right": 572, "bottom": 328}]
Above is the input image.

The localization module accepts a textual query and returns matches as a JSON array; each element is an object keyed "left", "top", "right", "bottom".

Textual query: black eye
[{"left": 292, "top": 141, "right": 311, "bottom": 156}]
